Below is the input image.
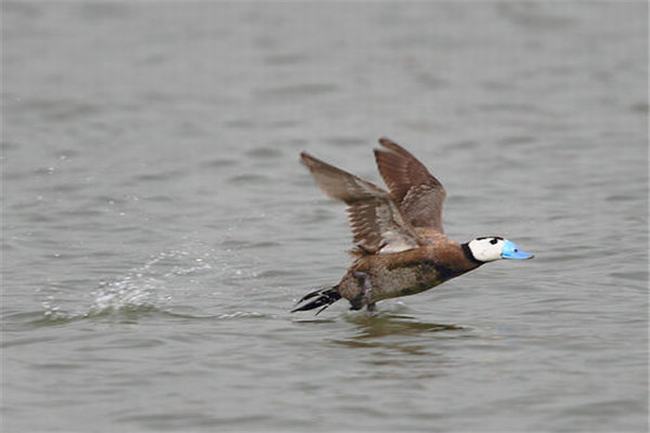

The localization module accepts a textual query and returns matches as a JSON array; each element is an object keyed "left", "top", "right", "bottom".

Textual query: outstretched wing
[
  {"left": 300, "top": 152, "right": 421, "bottom": 254},
  {"left": 374, "top": 137, "right": 447, "bottom": 233}
]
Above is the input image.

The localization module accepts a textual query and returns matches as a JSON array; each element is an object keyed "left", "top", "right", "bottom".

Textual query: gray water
[{"left": 2, "top": 2, "right": 648, "bottom": 432}]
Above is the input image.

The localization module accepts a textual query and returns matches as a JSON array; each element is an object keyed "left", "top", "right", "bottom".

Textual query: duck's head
[{"left": 466, "top": 236, "right": 534, "bottom": 263}]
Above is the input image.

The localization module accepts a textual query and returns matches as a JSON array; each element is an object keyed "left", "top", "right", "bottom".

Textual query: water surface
[{"left": 2, "top": 2, "right": 648, "bottom": 432}]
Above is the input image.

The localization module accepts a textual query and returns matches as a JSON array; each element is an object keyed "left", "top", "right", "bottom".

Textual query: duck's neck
[{"left": 461, "top": 242, "right": 483, "bottom": 266}]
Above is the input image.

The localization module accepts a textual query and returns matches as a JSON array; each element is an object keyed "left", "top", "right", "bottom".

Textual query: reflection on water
[
  {"left": 343, "top": 312, "right": 465, "bottom": 340},
  {"left": 328, "top": 313, "right": 467, "bottom": 356}
]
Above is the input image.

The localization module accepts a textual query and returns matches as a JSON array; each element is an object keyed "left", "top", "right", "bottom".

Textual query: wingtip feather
[
  {"left": 299, "top": 151, "right": 313, "bottom": 164},
  {"left": 378, "top": 137, "right": 413, "bottom": 156},
  {"left": 300, "top": 151, "right": 328, "bottom": 172}
]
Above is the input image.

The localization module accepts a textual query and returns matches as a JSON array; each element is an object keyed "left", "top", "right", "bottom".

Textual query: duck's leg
[{"left": 350, "top": 271, "right": 373, "bottom": 311}]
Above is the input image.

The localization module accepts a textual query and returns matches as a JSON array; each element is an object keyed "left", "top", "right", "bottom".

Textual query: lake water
[{"left": 2, "top": 2, "right": 648, "bottom": 432}]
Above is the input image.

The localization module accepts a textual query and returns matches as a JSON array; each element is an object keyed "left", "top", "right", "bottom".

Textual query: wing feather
[
  {"left": 300, "top": 151, "right": 420, "bottom": 254},
  {"left": 374, "top": 137, "right": 447, "bottom": 233}
]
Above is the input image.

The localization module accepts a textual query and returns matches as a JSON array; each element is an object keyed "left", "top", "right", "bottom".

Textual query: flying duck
[{"left": 292, "top": 137, "right": 533, "bottom": 315}]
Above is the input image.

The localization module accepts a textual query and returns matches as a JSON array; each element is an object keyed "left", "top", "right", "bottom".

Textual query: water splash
[
  {"left": 87, "top": 276, "right": 158, "bottom": 316},
  {"left": 36, "top": 239, "right": 266, "bottom": 324},
  {"left": 40, "top": 247, "right": 216, "bottom": 321}
]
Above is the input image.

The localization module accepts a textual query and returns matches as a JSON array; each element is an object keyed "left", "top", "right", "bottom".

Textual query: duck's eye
[
  {"left": 490, "top": 238, "right": 498, "bottom": 245},
  {"left": 514, "top": 249, "right": 518, "bottom": 252}
]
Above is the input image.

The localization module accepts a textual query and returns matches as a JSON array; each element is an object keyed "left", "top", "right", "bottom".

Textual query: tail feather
[{"left": 291, "top": 286, "right": 341, "bottom": 315}]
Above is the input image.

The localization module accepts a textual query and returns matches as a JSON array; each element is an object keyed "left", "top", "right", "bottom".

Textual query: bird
[{"left": 291, "top": 137, "right": 533, "bottom": 315}]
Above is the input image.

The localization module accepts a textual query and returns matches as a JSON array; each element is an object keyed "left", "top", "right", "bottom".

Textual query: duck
[{"left": 291, "top": 137, "right": 533, "bottom": 315}]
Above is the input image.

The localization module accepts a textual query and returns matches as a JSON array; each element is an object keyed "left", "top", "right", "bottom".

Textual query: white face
[{"left": 468, "top": 237, "right": 505, "bottom": 262}]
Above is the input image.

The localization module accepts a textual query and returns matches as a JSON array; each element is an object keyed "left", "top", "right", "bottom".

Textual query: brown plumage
[
  {"left": 300, "top": 151, "right": 420, "bottom": 255},
  {"left": 292, "top": 137, "right": 483, "bottom": 314},
  {"left": 374, "top": 137, "right": 447, "bottom": 232}
]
